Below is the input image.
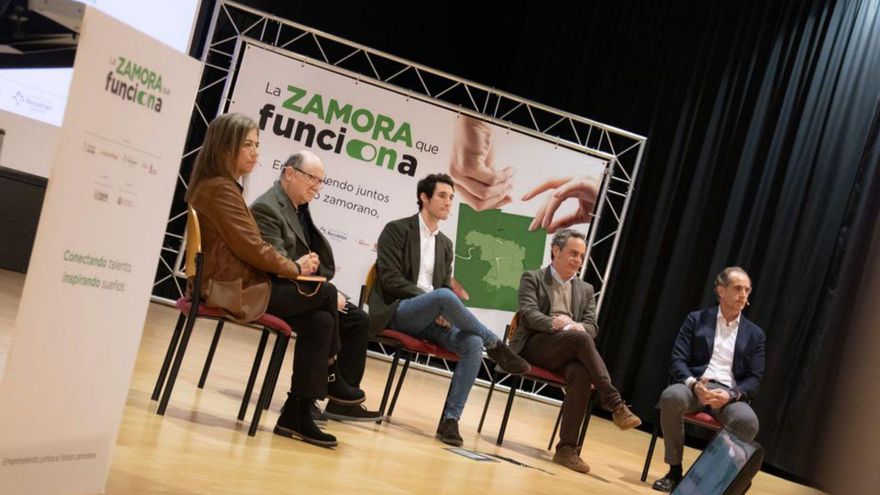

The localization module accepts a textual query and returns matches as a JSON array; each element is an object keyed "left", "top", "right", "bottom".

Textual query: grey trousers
[{"left": 659, "top": 383, "right": 759, "bottom": 465}]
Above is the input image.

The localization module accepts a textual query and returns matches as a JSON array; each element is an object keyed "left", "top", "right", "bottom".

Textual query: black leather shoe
[
  {"left": 327, "top": 363, "right": 366, "bottom": 405},
  {"left": 486, "top": 342, "right": 531, "bottom": 375},
  {"left": 436, "top": 418, "right": 464, "bottom": 447},
  {"left": 652, "top": 473, "right": 682, "bottom": 492},
  {"left": 324, "top": 402, "right": 382, "bottom": 422}
]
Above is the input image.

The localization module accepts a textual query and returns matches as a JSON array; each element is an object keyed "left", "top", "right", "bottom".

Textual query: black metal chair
[
  {"left": 640, "top": 399, "right": 724, "bottom": 482},
  {"left": 151, "top": 207, "right": 291, "bottom": 436},
  {"left": 477, "top": 313, "right": 596, "bottom": 451},
  {"left": 358, "top": 264, "right": 460, "bottom": 423}
]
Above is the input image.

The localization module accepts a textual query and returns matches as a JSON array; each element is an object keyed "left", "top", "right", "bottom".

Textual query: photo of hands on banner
[{"left": 449, "top": 115, "right": 600, "bottom": 233}]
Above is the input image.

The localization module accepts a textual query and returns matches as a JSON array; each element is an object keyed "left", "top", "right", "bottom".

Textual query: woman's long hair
[{"left": 185, "top": 113, "right": 258, "bottom": 201}]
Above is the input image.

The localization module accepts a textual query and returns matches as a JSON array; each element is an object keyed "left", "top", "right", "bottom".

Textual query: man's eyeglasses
[{"left": 292, "top": 167, "right": 324, "bottom": 187}]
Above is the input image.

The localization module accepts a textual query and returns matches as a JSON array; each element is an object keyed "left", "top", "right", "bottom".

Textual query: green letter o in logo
[{"left": 346, "top": 139, "right": 376, "bottom": 162}]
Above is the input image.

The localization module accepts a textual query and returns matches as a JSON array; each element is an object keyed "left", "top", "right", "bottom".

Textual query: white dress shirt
[
  {"left": 549, "top": 264, "right": 576, "bottom": 285},
  {"left": 699, "top": 311, "right": 740, "bottom": 387},
  {"left": 416, "top": 212, "right": 438, "bottom": 293}
]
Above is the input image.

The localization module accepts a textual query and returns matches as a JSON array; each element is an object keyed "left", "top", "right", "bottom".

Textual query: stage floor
[{"left": 0, "top": 269, "right": 822, "bottom": 494}]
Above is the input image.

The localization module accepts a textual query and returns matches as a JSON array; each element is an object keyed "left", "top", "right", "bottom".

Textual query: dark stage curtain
[
  {"left": 815, "top": 92, "right": 880, "bottom": 491},
  {"left": 503, "top": 0, "right": 880, "bottom": 483},
  {"left": 215, "top": 0, "right": 880, "bottom": 482}
]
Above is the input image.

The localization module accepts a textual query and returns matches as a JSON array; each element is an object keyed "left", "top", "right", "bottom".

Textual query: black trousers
[
  {"left": 267, "top": 278, "right": 340, "bottom": 400},
  {"left": 337, "top": 302, "right": 370, "bottom": 388}
]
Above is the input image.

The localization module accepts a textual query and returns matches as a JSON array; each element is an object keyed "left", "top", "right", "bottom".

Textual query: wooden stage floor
[{"left": 0, "top": 269, "right": 822, "bottom": 494}]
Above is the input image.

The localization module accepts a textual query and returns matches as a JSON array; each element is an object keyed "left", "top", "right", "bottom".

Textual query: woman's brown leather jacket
[{"left": 188, "top": 177, "right": 298, "bottom": 322}]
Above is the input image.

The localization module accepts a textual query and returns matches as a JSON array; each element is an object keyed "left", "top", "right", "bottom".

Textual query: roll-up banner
[
  {"left": 0, "top": 7, "right": 201, "bottom": 494},
  {"left": 229, "top": 43, "right": 607, "bottom": 333}
]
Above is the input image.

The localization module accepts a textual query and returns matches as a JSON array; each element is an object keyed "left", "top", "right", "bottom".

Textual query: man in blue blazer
[{"left": 652, "top": 267, "right": 766, "bottom": 492}]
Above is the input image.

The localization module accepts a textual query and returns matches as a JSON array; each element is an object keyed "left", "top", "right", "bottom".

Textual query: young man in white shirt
[{"left": 369, "top": 173, "right": 530, "bottom": 446}]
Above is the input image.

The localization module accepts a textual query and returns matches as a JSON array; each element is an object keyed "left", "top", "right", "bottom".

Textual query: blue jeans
[{"left": 391, "top": 288, "right": 499, "bottom": 421}]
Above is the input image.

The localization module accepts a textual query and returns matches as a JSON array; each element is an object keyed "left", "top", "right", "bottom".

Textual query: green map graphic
[{"left": 454, "top": 204, "right": 546, "bottom": 311}]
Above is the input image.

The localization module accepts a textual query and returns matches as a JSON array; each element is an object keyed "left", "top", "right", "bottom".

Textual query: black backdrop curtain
[
  {"left": 214, "top": 0, "right": 880, "bottom": 483},
  {"left": 575, "top": 1, "right": 880, "bottom": 482}
]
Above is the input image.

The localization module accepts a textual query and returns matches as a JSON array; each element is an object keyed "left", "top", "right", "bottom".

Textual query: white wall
[
  {"left": 0, "top": 0, "right": 203, "bottom": 178},
  {"left": 0, "top": 109, "right": 60, "bottom": 178}
]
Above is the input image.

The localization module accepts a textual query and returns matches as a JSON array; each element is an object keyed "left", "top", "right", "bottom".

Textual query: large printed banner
[
  {"left": 230, "top": 43, "right": 606, "bottom": 333},
  {"left": 0, "top": 8, "right": 200, "bottom": 494}
]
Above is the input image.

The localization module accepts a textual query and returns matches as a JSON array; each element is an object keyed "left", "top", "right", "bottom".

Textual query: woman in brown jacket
[{"left": 185, "top": 113, "right": 362, "bottom": 447}]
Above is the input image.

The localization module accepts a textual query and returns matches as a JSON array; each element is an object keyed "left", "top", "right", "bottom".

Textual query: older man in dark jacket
[{"left": 252, "top": 150, "right": 380, "bottom": 422}]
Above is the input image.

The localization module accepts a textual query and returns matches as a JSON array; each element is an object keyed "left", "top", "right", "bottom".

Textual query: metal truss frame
[{"left": 150, "top": 0, "right": 646, "bottom": 405}]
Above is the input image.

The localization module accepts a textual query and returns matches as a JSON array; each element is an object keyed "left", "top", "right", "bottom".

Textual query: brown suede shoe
[
  {"left": 612, "top": 403, "right": 642, "bottom": 430},
  {"left": 553, "top": 445, "right": 590, "bottom": 474}
]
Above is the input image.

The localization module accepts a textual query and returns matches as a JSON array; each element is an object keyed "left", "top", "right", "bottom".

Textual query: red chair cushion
[
  {"left": 684, "top": 411, "right": 723, "bottom": 430},
  {"left": 255, "top": 313, "right": 293, "bottom": 337},
  {"left": 525, "top": 365, "right": 567, "bottom": 386},
  {"left": 522, "top": 366, "right": 596, "bottom": 392},
  {"left": 379, "top": 329, "right": 459, "bottom": 362},
  {"left": 175, "top": 297, "right": 292, "bottom": 337}
]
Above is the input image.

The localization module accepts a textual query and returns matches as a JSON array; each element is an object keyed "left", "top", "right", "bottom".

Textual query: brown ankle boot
[
  {"left": 612, "top": 403, "right": 642, "bottom": 430},
  {"left": 553, "top": 445, "right": 590, "bottom": 474}
]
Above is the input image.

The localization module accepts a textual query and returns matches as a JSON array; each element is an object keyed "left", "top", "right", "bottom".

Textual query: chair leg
[
  {"left": 198, "top": 320, "right": 225, "bottom": 389},
  {"left": 439, "top": 375, "right": 455, "bottom": 422},
  {"left": 477, "top": 371, "right": 497, "bottom": 433},
  {"left": 641, "top": 419, "right": 662, "bottom": 482},
  {"left": 157, "top": 312, "right": 199, "bottom": 415},
  {"left": 377, "top": 346, "right": 402, "bottom": 424},
  {"left": 497, "top": 375, "right": 522, "bottom": 446},
  {"left": 576, "top": 390, "right": 596, "bottom": 455},
  {"left": 249, "top": 332, "right": 287, "bottom": 436},
  {"left": 549, "top": 404, "right": 563, "bottom": 451},
  {"left": 152, "top": 312, "right": 186, "bottom": 401},
  {"left": 238, "top": 328, "right": 269, "bottom": 421},
  {"left": 387, "top": 352, "right": 412, "bottom": 417},
  {"left": 263, "top": 335, "right": 288, "bottom": 411}
]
